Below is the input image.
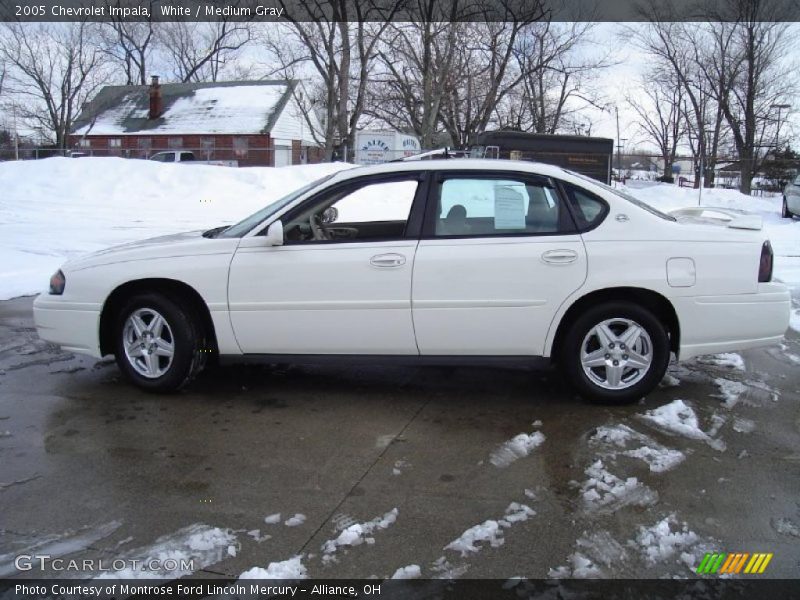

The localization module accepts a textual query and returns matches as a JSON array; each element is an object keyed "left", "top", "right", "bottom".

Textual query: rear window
[
  {"left": 561, "top": 183, "right": 607, "bottom": 229},
  {"left": 563, "top": 169, "right": 676, "bottom": 222}
]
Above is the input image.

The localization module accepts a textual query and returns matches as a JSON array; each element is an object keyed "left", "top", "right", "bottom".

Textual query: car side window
[
  {"left": 561, "top": 183, "right": 608, "bottom": 230},
  {"left": 283, "top": 179, "right": 418, "bottom": 244},
  {"left": 434, "top": 178, "right": 574, "bottom": 237}
]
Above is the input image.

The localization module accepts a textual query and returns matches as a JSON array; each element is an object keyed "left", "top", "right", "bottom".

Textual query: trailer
[
  {"left": 470, "top": 131, "right": 614, "bottom": 184},
  {"left": 355, "top": 131, "right": 421, "bottom": 165}
]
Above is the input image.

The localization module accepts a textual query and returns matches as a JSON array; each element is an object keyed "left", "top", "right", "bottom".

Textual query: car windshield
[
  {"left": 562, "top": 169, "right": 677, "bottom": 222},
  {"left": 217, "top": 174, "right": 336, "bottom": 238}
]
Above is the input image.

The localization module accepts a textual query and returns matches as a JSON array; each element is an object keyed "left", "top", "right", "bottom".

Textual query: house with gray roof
[{"left": 69, "top": 77, "right": 323, "bottom": 167}]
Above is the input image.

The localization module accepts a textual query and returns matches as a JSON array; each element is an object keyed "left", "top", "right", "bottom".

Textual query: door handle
[
  {"left": 370, "top": 253, "right": 406, "bottom": 268},
  {"left": 541, "top": 249, "right": 579, "bottom": 264}
]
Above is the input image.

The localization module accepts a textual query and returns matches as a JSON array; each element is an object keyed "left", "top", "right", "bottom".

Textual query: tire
[
  {"left": 782, "top": 197, "right": 793, "bottom": 219},
  {"left": 114, "top": 292, "right": 205, "bottom": 393},
  {"left": 560, "top": 302, "right": 671, "bottom": 404}
]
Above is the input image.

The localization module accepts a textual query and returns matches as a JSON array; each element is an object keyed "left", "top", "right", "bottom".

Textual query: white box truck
[{"left": 355, "top": 131, "right": 421, "bottom": 164}]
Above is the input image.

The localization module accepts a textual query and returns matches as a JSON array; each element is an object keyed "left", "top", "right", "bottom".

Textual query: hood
[{"left": 63, "top": 229, "right": 238, "bottom": 272}]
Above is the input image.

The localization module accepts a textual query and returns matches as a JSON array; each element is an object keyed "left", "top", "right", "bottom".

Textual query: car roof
[{"left": 332, "top": 158, "right": 571, "bottom": 180}]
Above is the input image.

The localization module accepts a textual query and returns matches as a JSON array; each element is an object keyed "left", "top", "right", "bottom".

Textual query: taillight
[{"left": 758, "top": 240, "right": 773, "bottom": 283}]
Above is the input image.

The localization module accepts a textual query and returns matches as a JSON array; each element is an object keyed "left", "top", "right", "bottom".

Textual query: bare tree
[
  {"left": 437, "top": 5, "right": 547, "bottom": 148},
  {"left": 627, "top": 69, "right": 686, "bottom": 179},
  {"left": 707, "top": 3, "right": 794, "bottom": 194},
  {"left": 496, "top": 21, "right": 612, "bottom": 135},
  {"left": 158, "top": 21, "right": 252, "bottom": 83},
  {"left": 368, "top": 2, "right": 468, "bottom": 149},
  {"left": 0, "top": 22, "right": 110, "bottom": 148},
  {"left": 97, "top": 2, "right": 157, "bottom": 86},
  {"left": 629, "top": 2, "right": 795, "bottom": 193},
  {"left": 260, "top": 0, "right": 401, "bottom": 160}
]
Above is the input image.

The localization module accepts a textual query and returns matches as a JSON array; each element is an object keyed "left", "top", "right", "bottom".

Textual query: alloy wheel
[
  {"left": 580, "top": 317, "right": 654, "bottom": 390},
  {"left": 122, "top": 307, "right": 175, "bottom": 379}
]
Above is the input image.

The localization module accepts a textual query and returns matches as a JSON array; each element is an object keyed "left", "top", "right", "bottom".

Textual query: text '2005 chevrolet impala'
[{"left": 33, "top": 160, "right": 791, "bottom": 403}]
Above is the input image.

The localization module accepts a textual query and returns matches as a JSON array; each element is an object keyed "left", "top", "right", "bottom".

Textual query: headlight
[{"left": 49, "top": 270, "right": 65, "bottom": 295}]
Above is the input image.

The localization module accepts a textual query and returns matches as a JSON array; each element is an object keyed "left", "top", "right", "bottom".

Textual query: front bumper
[
  {"left": 33, "top": 296, "right": 103, "bottom": 358},
  {"left": 674, "top": 282, "right": 791, "bottom": 360}
]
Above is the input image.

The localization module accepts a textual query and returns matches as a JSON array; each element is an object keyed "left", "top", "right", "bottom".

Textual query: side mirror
[{"left": 264, "top": 220, "right": 284, "bottom": 246}]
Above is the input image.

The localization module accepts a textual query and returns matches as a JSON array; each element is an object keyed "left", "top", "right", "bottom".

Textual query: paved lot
[{"left": 1, "top": 296, "right": 799, "bottom": 580}]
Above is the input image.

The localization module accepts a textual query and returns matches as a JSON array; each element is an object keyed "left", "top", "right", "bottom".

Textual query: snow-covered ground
[
  {"left": 1, "top": 159, "right": 798, "bottom": 309},
  {"left": 0, "top": 157, "right": 350, "bottom": 299}
]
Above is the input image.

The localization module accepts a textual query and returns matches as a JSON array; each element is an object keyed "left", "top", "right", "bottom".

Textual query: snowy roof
[{"left": 72, "top": 80, "right": 297, "bottom": 136}]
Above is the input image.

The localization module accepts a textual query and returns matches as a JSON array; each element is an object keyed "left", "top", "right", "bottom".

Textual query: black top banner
[{"left": 2, "top": 0, "right": 800, "bottom": 22}]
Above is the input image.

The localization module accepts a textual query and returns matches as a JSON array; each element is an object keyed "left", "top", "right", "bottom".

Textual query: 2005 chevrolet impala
[{"left": 33, "top": 160, "right": 791, "bottom": 403}]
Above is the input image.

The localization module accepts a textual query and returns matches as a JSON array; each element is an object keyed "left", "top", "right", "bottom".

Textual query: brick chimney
[{"left": 149, "top": 75, "right": 162, "bottom": 120}]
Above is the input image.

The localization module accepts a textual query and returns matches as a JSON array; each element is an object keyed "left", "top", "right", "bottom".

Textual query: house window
[
  {"left": 108, "top": 138, "right": 122, "bottom": 148},
  {"left": 233, "top": 137, "right": 248, "bottom": 159},
  {"left": 168, "top": 137, "right": 183, "bottom": 149},
  {"left": 77, "top": 138, "right": 90, "bottom": 148},
  {"left": 200, "top": 137, "right": 215, "bottom": 160}
]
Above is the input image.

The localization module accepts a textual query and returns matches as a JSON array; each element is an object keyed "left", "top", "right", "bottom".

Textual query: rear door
[{"left": 411, "top": 172, "right": 588, "bottom": 356}]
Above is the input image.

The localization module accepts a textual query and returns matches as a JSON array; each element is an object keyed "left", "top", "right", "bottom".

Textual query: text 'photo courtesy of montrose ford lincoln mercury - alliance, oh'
[{"left": 33, "top": 159, "right": 791, "bottom": 404}]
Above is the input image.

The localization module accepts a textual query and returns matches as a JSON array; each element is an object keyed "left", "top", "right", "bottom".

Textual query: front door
[
  {"left": 411, "top": 173, "right": 588, "bottom": 356},
  {"left": 228, "top": 176, "right": 424, "bottom": 354}
]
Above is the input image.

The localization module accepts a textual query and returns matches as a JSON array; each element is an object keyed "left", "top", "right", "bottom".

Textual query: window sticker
[{"left": 494, "top": 184, "right": 527, "bottom": 229}]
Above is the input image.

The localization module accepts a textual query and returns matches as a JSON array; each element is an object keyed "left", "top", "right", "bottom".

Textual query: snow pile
[
  {"left": 580, "top": 459, "right": 658, "bottom": 512},
  {"left": 284, "top": 514, "right": 306, "bottom": 527},
  {"left": 696, "top": 353, "right": 746, "bottom": 371},
  {"left": 390, "top": 564, "right": 422, "bottom": 579},
  {"left": 239, "top": 556, "right": 308, "bottom": 580},
  {"left": 548, "top": 531, "right": 629, "bottom": 579},
  {"left": 0, "top": 157, "right": 351, "bottom": 299},
  {"left": 444, "top": 503, "right": 535, "bottom": 556},
  {"left": 639, "top": 399, "right": 725, "bottom": 450},
  {"left": 590, "top": 424, "right": 685, "bottom": 473},
  {"left": 264, "top": 513, "right": 282, "bottom": 524},
  {"left": 95, "top": 524, "right": 235, "bottom": 579},
  {"left": 773, "top": 517, "right": 800, "bottom": 538},
  {"left": 320, "top": 508, "right": 398, "bottom": 564},
  {"left": 489, "top": 427, "right": 546, "bottom": 468},
  {"left": 732, "top": 417, "right": 755, "bottom": 433},
  {"left": 713, "top": 378, "right": 748, "bottom": 408},
  {"left": 631, "top": 515, "right": 699, "bottom": 566}
]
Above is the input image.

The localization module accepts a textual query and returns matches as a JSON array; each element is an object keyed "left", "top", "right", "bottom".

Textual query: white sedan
[{"left": 33, "top": 160, "right": 791, "bottom": 403}]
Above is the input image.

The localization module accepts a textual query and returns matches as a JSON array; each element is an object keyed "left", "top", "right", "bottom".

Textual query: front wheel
[
  {"left": 782, "top": 197, "right": 793, "bottom": 219},
  {"left": 114, "top": 293, "right": 205, "bottom": 392},
  {"left": 560, "top": 302, "right": 671, "bottom": 404}
]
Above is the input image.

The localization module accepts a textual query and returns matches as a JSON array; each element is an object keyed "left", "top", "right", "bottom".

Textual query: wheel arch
[
  {"left": 99, "top": 278, "right": 218, "bottom": 357},
  {"left": 549, "top": 287, "right": 680, "bottom": 362}
]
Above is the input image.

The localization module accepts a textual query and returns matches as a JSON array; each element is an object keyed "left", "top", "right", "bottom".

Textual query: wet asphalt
[{"left": 0, "top": 295, "right": 799, "bottom": 580}]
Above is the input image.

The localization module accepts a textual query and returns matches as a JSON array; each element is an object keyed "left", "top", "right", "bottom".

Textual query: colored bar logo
[{"left": 696, "top": 552, "right": 773, "bottom": 575}]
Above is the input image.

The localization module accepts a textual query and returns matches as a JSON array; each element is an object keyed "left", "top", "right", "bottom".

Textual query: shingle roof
[{"left": 72, "top": 80, "right": 297, "bottom": 136}]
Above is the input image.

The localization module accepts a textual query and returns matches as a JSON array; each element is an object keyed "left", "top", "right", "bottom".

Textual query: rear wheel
[
  {"left": 782, "top": 197, "right": 793, "bottom": 218},
  {"left": 114, "top": 293, "right": 205, "bottom": 392},
  {"left": 560, "top": 302, "right": 670, "bottom": 404}
]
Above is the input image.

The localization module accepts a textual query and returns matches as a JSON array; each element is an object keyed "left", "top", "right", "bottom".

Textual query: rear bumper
[
  {"left": 33, "top": 296, "right": 103, "bottom": 358},
  {"left": 674, "top": 282, "right": 791, "bottom": 360}
]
